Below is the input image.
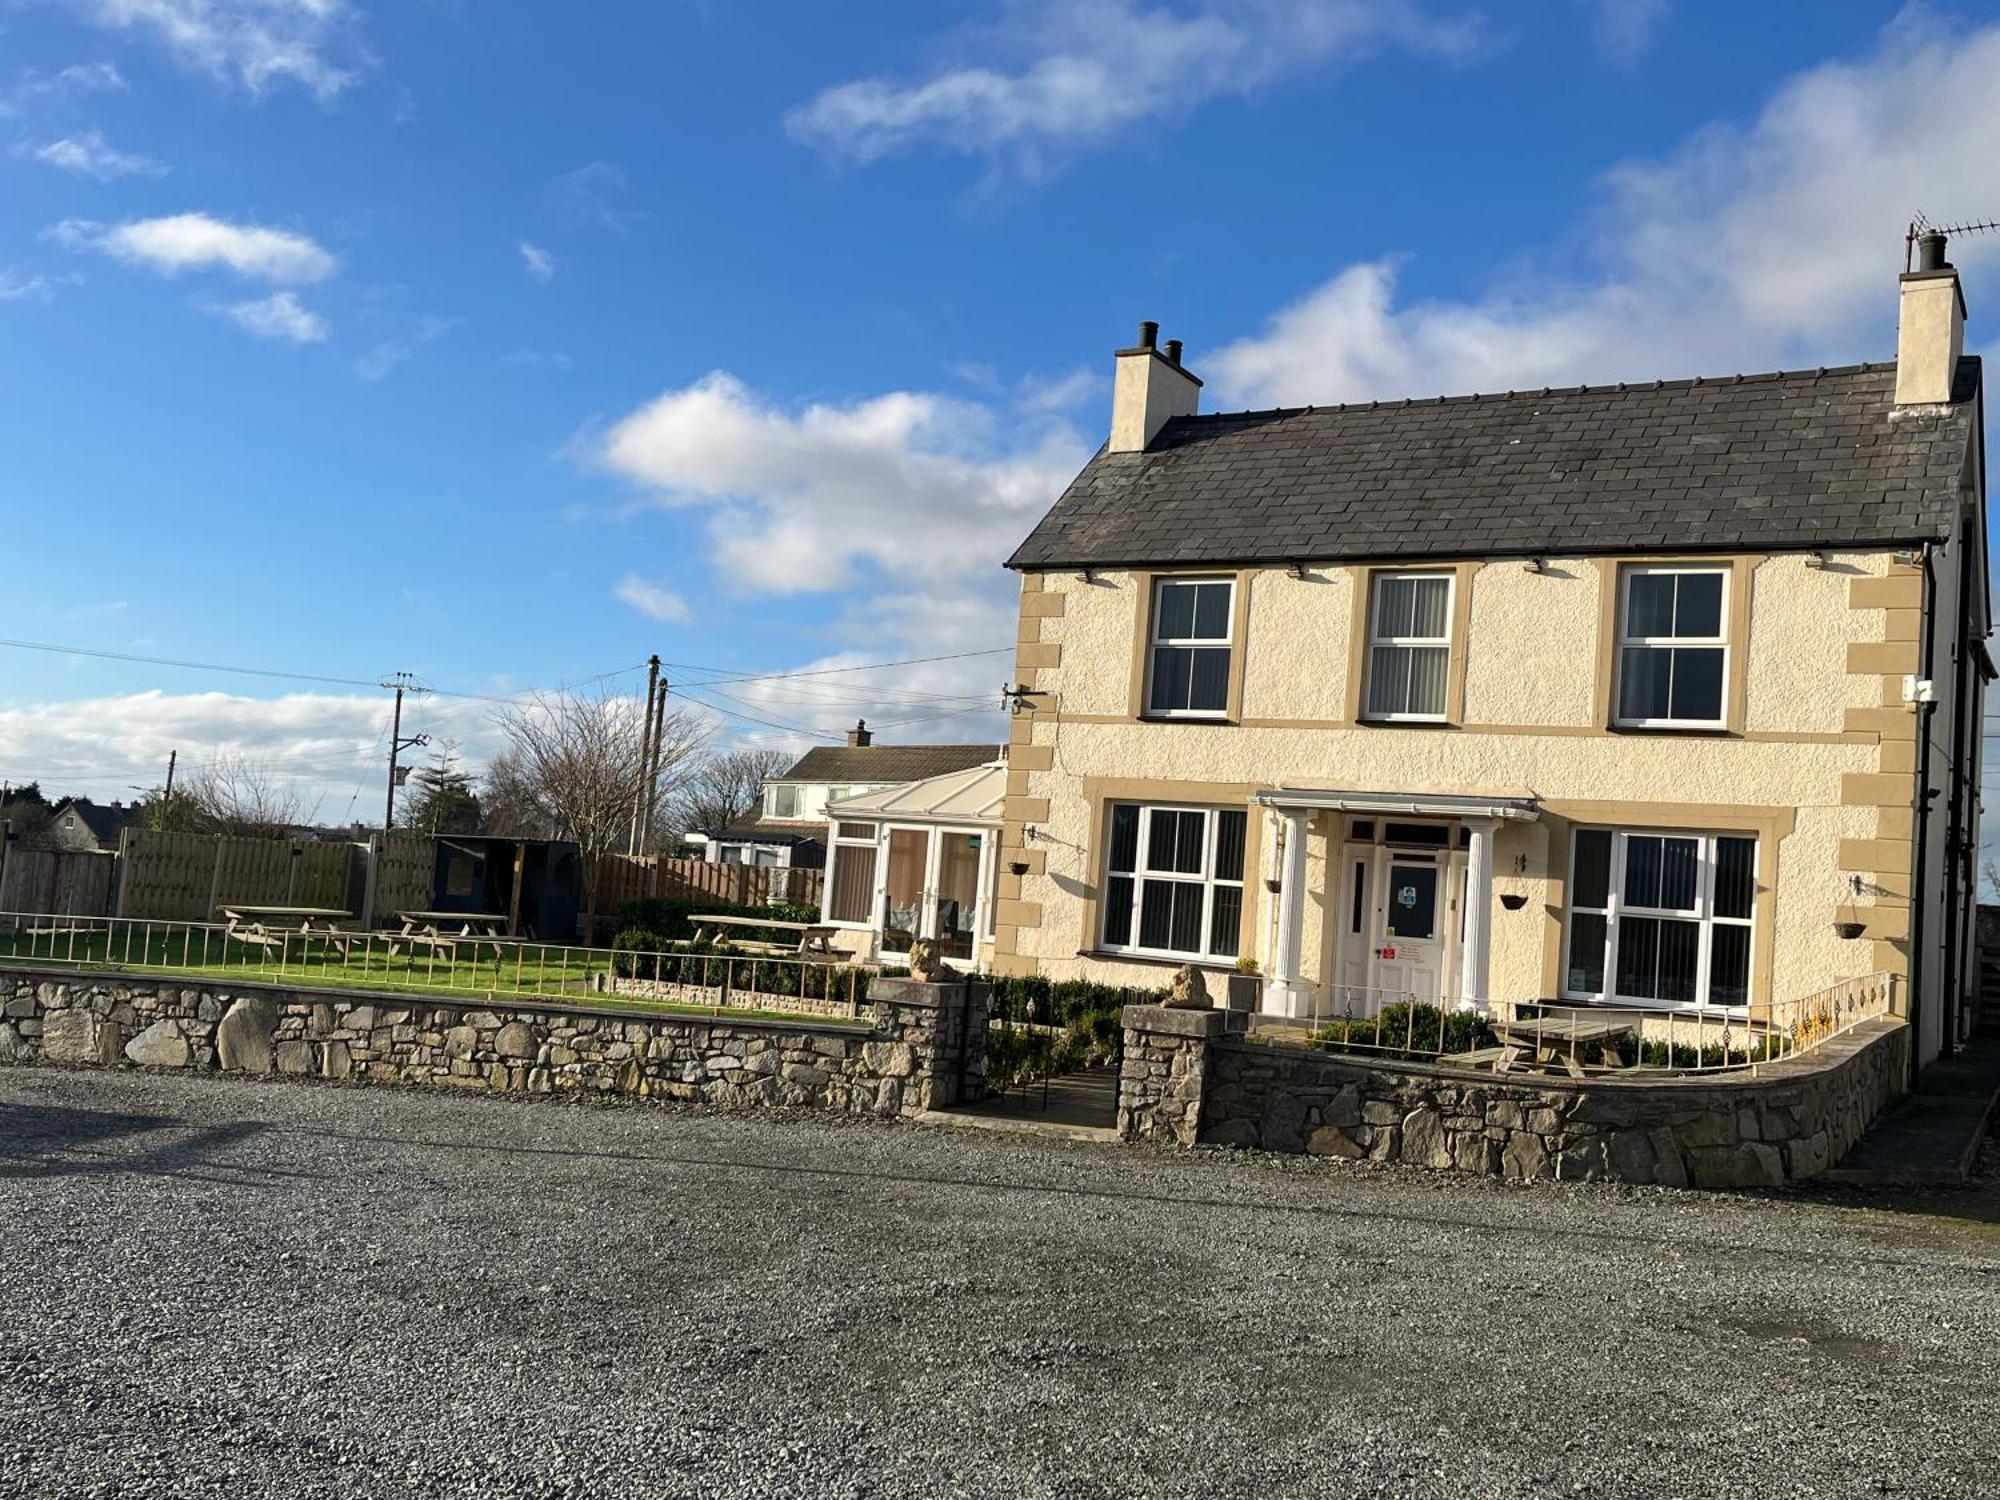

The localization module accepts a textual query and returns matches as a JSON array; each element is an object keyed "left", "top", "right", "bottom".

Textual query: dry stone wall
[
  {"left": 0, "top": 966, "right": 986, "bottom": 1120},
  {"left": 1119, "top": 1004, "right": 1908, "bottom": 1188}
]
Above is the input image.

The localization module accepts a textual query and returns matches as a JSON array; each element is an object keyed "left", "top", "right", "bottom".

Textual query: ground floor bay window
[
  {"left": 1564, "top": 828, "right": 1755, "bottom": 1009},
  {"left": 1100, "top": 804, "right": 1247, "bottom": 962}
]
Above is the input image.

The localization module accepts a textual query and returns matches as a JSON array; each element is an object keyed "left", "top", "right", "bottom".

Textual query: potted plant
[{"left": 1227, "top": 955, "right": 1263, "bottom": 1011}]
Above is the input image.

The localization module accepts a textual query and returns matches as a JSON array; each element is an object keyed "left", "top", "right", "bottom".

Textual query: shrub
[
  {"left": 1309, "top": 1002, "right": 1496, "bottom": 1060},
  {"left": 986, "top": 974, "right": 1170, "bottom": 1027},
  {"left": 614, "top": 898, "right": 822, "bottom": 946}
]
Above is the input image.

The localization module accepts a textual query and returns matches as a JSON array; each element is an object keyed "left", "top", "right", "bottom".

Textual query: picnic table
[
  {"left": 219, "top": 905, "right": 355, "bottom": 953},
  {"left": 687, "top": 913, "right": 841, "bottom": 961},
  {"left": 1488, "top": 1011, "right": 1639, "bottom": 1077},
  {"left": 387, "top": 910, "right": 510, "bottom": 960}
]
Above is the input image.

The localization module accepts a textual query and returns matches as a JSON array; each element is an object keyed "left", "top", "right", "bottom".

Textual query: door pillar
[
  {"left": 1267, "top": 807, "right": 1312, "bottom": 1019},
  {"left": 1462, "top": 816, "right": 1499, "bottom": 1010}
]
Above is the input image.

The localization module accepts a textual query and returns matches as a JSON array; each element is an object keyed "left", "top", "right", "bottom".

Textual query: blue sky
[{"left": 1, "top": 0, "right": 1995, "bottom": 819}]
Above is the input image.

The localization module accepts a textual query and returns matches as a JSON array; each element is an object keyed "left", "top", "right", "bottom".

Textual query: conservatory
[{"left": 821, "top": 759, "right": 1006, "bottom": 971}]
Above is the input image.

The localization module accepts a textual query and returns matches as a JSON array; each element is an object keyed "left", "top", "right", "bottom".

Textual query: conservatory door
[
  {"left": 933, "top": 831, "right": 983, "bottom": 962},
  {"left": 879, "top": 828, "right": 930, "bottom": 958}
]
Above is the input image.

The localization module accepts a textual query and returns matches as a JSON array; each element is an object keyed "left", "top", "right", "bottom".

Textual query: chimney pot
[
  {"left": 1917, "top": 231, "right": 1949, "bottom": 273},
  {"left": 1137, "top": 320, "right": 1158, "bottom": 350},
  {"left": 1163, "top": 339, "right": 1183, "bottom": 366}
]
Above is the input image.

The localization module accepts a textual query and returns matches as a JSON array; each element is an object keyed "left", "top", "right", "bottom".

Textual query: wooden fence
[
  {"left": 656, "top": 856, "right": 823, "bottom": 910},
  {"left": 116, "top": 829, "right": 356, "bottom": 921},
  {"left": 0, "top": 844, "right": 116, "bottom": 916}
]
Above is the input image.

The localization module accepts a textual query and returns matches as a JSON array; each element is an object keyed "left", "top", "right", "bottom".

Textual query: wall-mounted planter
[
  {"left": 1499, "top": 893, "right": 1528, "bottom": 912},
  {"left": 1834, "top": 920, "right": 1866, "bottom": 941}
]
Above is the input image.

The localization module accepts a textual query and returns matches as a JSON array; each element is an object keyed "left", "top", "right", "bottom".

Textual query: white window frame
[
  {"left": 766, "top": 783, "right": 800, "bottom": 819},
  {"left": 1143, "top": 576, "right": 1235, "bottom": 720},
  {"left": 823, "top": 821, "right": 880, "bottom": 929},
  {"left": 1363, "top": 570, "right": 1454, "bottom": 723},
  {"left": 1098, "top": 802, "right": 1247, "bottom": 963},
  {"left": 1613, "top": 564, "right": 1730, "bottom": 730},
  {"left": 1562, "top": 827, "right": 1756, "bottom": 1011}
]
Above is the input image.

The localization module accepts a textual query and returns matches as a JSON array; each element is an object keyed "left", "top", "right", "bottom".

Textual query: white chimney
[
  {"left": 1895, "top": 231, "right": 1966, "bottom": 407},
  {"left": 1109, "top": 320, "right": 1201, "bottom": 453}
]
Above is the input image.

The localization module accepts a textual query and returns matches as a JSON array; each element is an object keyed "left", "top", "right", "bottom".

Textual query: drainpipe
[{"left": 1907, "top": 542, "right": 1940, "bottom": 1089}]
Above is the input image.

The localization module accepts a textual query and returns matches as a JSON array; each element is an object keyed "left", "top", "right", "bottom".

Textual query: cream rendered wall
[
  {"left": 1463, "top": 562, "right": 1597, "bottom": 728},
  {"left": 1006, "top": 553, "right": 1901, "bottom": 1008},
  {"left": 1242, "top": 571, "right": 1350, "bottom": 722},
  {"left": 1746, "top": 554, "right": 1888, "bottom": 734}
]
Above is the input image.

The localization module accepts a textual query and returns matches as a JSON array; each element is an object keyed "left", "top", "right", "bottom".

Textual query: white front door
[{"left": 1372, "top": 849, "right": 1447, "bottom": 1003}]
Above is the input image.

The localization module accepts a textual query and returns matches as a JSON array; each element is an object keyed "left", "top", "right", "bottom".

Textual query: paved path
[{"left": 2, "top": 1066, "right": 1997, "bottom": 1499}]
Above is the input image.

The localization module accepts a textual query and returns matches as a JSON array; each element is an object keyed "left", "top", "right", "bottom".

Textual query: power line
[{"left": 661, "top": 647, "right": 1010, "bottom": 687}]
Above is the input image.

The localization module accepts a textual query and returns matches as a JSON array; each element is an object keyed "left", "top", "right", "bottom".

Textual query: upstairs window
[
  {"left": 1615, "top": 566, "right": 1727, "bottom": 729},
  {"left": 1145, "top": 577, "right": 1233, "bottom": 717},
  {"left": 766, "top": 784, "right": 799, "bottom": 819},
  {"left": 1100, "top": 803, "right": 1246, "bottom": 961},
  {"left": 1364, "top": 572, "right": 1452, "bottom": 720}
]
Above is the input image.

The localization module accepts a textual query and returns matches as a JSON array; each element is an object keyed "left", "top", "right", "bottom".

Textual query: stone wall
[
  {"left": 1118, "top": 1004, "right": 1908, "bottom": 1188},
  {"left": 0, "top": 965, "right": 987, "bottom": 1120}
]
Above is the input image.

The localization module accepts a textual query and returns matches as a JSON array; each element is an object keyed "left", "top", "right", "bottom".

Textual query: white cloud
[
  {"left": 545, "top": 161, "right": 630, "bottom": 232},
  {"left": 0, "top": 267, "right": 83, "bottom": 302},
  {"left": 787, "top": 0, "right": 1479, "bottom": 169},
  {"left": 0, "top": 61, "right": 127, "bottom": 116},
  {"left": 212, "top": 289, "right": 327, "bottom": 343},
  {"left": 600, "top": 371, "right": 1089, "bottom": 597},
  {"left": 52, "top": 211, "right": 337, "bottom": 283},
  {"left": 1586, "top": 0, "right": 1669, "bottom": 65},
  {"left": 613, "top": 576, "right": 692, "bottom": 624},
  {"left": 1211, "top": 12, "right": 2000, "bottom": 408},
  {"left": 519, "top": 241, "right": 555, "bottom": 283},
  {"left": 63, "top": 0, "right": 367, "bottom": 100},
  {"left": 29, "top": 129, "right": 164, "bottom": 179},
  {"left": 353, "top": 314, "right": 451, "bottom": 381}
]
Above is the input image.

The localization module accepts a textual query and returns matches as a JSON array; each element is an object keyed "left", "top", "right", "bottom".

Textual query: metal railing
[
  {"left": 0, "top": 910, "right": 870, "bottom": 1020},
  {"left": 1272, "top": 972, "right": 1899, "bottom": 1076}
]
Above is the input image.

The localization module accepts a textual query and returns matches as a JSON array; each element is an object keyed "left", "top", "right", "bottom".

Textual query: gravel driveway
[{"left": 2, "top": 1066, "right": 1996, "bottom": 1500}]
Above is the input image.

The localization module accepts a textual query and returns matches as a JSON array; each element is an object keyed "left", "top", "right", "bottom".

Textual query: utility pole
[
  {"left": 628, "top": 654, "right": 661, "bottom": 855},
  {"left": 382, "top": 672, "right": 431, "bottom": 834},
  {"left": 643, "top": 672, "right": 669, "bottom": 851},
  {"left": 159, "top": 750, "right": 177, "bottom": 831}
]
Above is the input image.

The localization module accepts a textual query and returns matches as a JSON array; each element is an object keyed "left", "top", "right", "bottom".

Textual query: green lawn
[{"left": 0, "top": 927, "right": 859, "bottom": 1026}]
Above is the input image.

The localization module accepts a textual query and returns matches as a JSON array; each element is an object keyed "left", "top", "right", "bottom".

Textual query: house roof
[
  {"left": 825, "top": 760, "right": 1008, "bottom": 825},
  {"left": 51, "top": 798, "right": 136, "bottom": 846},
  {"left": 1008, "top": 359, "right": 1982, "bottom": 570},
  {"left": 774, "top": 743, "right": 1005, "bottom": 784},
  {"left": 709, "top": 819, "right": 827, "bottom": 846}
]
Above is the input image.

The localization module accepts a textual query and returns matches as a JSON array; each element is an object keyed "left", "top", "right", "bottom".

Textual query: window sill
[
  {"left": 1606, "top": 722, "right": 1736, "bottom": 738},
  {"left": 1138, "top": 713, "right": 1235, "bottom": 725},
  {"left": 1358, "top": 716, "right": 1456, "bottom": 730},
  {"left": 1076, "top": 947, "right": 1241, "bottom": 974}
]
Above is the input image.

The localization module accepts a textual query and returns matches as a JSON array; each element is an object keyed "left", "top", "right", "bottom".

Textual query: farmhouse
[{"left": 994, "top": 233, "right": 1989, "bottom": 1076}]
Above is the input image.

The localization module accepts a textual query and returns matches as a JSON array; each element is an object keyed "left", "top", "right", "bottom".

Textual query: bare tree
[
  {"left": 173, "top": 752, "right": 321, "bottom": 837},
  {"left": 671, "top": 747, "right": 797, "bottom": 839},
  {"left": 476, "top": 745, "right": 552, "bottom": 838},
  {"left": 492, "top": 687, "right": 711, "bottom": 931}
]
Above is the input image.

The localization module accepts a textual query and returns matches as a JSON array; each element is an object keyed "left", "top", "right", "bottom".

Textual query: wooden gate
[{"left": 0, "top": 845, "right": 116, "bottom": 916}]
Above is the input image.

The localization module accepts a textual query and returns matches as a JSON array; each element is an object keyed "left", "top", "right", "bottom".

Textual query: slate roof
[
  {"left": 775, "top": 744, "right": 1004, "bottom": 784},
  {"left": 1008, "top": 359, "right": 1982, "bottom": 570},
  {"left": 51, "top": 798, "right": 136, "bottom": 848}
]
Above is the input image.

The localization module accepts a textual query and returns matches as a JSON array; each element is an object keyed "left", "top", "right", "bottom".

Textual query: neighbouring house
[
  {"left": 821, "top": 757, "right": 1007, "bottom": 969},
  {"left": 995, "top": 233, "right": 1990, "bottom": 1078},
  {"left": 45, "top": 798, "right": 138, "bottom": 854},
  {"left": 701, "top": 721, "right": 1001, "bottom": 871}
]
